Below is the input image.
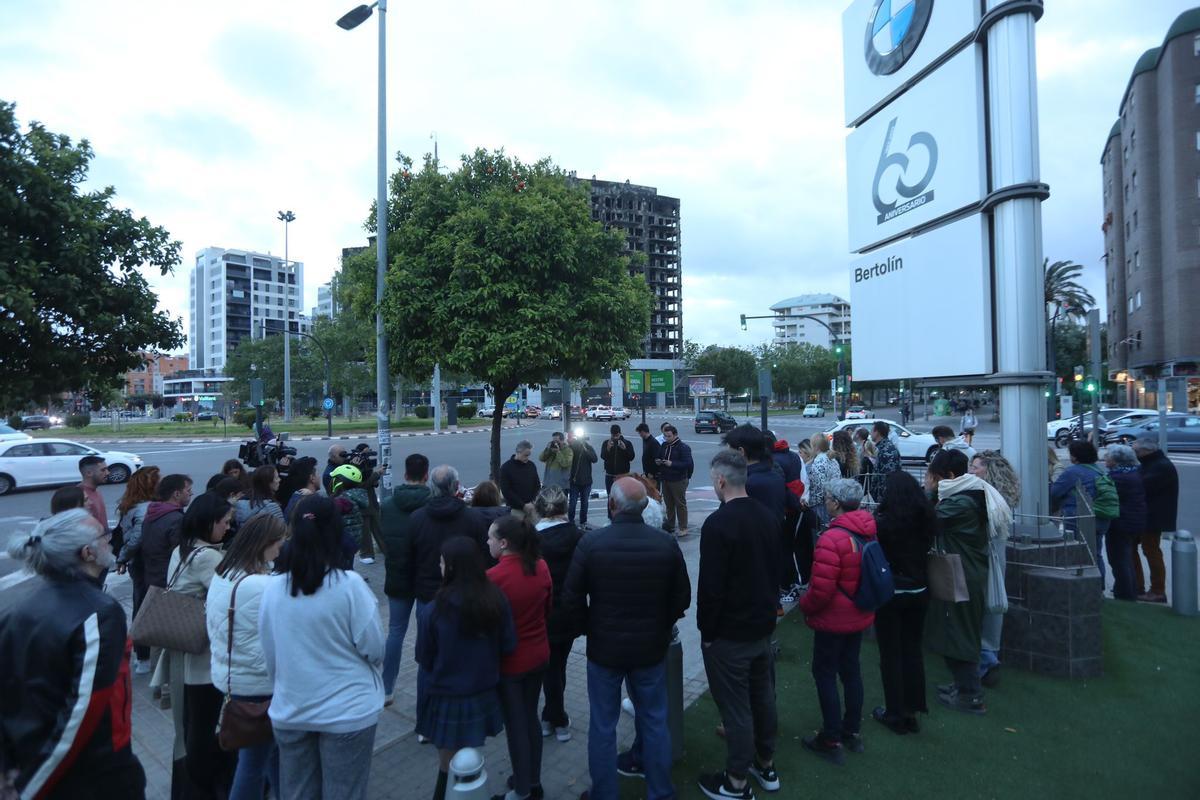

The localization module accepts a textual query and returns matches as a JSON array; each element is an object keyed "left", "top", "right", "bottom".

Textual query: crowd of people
[{"left": 0, "top": 419, "right": 1183, "bottom": 800}]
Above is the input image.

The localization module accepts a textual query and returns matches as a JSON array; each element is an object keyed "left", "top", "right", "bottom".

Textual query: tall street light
[
  {"left": 338, "top": 1, "right": 391, "bottom": 492},
  {"left": 277, "top": 209, "right": 296, "bottom": 422}
]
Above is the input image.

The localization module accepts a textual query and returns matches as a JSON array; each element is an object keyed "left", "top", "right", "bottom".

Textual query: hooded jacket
[
  {"left": 140, "top": 501, "right": 185, "bottom": 588},
  {"left": 1138, "top": 449, "right": 1179, "bottom": 533},
  {"left": 746, "top": 460, "right": 788, "bottom": 521},
  {"left": 498, "top": 456, "right": 541, "bottom": 510},
  {"left": 657, "top": 438, "right": 694, "bottom": 483},
  {"left": 539, "top": 441, "right": 574, "bottom": 489},
  {"left": 381, "top": 483, "right": 432, "bottom": 598},
  {"left": 408, "top": 496, "right": 489, "bottom": 602},
  {"left": 800, "top": 509, "right": 877, "bottom": 634},
  {"left": 771, "top": 440, "right": 806, "bottom": 502}
]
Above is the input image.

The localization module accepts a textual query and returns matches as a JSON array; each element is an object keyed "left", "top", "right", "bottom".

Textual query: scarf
[{"left": 937, "top": 473, "right": 1013, "bottom": 543}]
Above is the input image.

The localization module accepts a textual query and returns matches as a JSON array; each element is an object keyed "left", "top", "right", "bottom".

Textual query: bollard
[
  {"left": 1171, "top": 530, "right": 1198, "bottom": 617},
  {"left": 447, "top": 747, "right": 489, "bottom": 799},
  {"left": 667, "top": 624, "right": 684, "bottom": 763}
]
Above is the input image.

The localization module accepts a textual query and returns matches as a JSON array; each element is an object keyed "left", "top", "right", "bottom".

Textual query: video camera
[
  {"left": 238, "top": 436, "right": 298, "bottom": 472},
  {"left": 346, "top": 443, "right": 380, "bottom": 475}
]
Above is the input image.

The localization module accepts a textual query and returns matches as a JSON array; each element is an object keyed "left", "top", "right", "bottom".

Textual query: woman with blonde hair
[
  {"left": 807, "top": 434, "right": 841, "bottom": 529},
  {"left": 115, "top": 465, "right": 161, "bottom": 672},
  {"left": 829, "top": 430, "right": 860, "bottom": 480}
]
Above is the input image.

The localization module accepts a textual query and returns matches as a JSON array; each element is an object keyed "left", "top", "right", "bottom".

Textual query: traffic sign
[{"left": 322, "top": 397, "right": 335, "bottom": 411}]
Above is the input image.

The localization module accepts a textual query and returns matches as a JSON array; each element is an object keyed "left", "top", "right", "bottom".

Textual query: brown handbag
[
  {"left": 216, "top": 574, "right": 273, "bottom": 751},
  {"left": 130, "top": 549, "right": 210, "bottom": 654},
  {"left": 927, "top": 547, "right": 970, "bottom": 603}
]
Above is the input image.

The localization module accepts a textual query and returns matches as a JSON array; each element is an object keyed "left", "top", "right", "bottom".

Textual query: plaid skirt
[{"left": 416, "top": 687, "right": 504, "bottom": 750}]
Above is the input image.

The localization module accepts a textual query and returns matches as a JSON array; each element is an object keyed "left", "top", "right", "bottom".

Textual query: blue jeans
[
  {"left": 275, "top": 725, "right": 377, "bottom": 800},
  {"left": 586, "top": 659, "right": 673, "bottom": 800},
  {"left": 229, "top": 708, "right": 280, "bottom": 800},
  {"left": 568, "top": 483, "right": 592, "bottom": 526},
  {"left": 382, "top": 596, "right": 415, "bottom": 695}
]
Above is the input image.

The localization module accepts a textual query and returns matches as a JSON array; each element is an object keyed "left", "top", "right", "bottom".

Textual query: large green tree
[
  {"left": 1044, "top": 259, "right": 1095, "bottom": 319},
  {"left": 694, "top": 345, "right": 757, "bottom": 396},
  {"left": 0, "top": 101, "right": 184, "bottom": 409},
  {"left": 345, "top": 149, "right": 651, "bottom": 477},
  {"left": 757, "top": 342, "right": 840, "bottom": 402}
]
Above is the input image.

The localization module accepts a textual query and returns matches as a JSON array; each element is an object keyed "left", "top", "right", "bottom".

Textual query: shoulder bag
[
  {"left": 926, "top": 537, "right": 970, "bottom": 604},
  {"left": 130, "top": 548, "right": 210, "bottom": 654},
  {"left": 217, "top": 574, "right": 273, "bottom": 751}
]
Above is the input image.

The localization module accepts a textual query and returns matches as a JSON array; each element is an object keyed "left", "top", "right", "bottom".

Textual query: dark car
[
  {"left": 196, "top": 411, "right": 224, "bottom": 421},
  {"left": 1105, "top": 413, "right": 1200, "bottom": 451},
  {"left": 20, "top": 415, "right": 52, "bottom": 430},
  {"left": 694, "top": 410, "right": 737, "bottom": 434}
]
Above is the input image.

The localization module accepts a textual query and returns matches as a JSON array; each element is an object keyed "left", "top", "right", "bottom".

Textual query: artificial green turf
[{"left": 623, "top": 601, "right": 1199, "bottom": 799}]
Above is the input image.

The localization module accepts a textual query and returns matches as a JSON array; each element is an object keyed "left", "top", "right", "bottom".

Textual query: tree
[
  {"left": 345, "top": 149, "right": 652, "bottom": 477},
  {"left": 681, "top": 339, "right": 704, "bottom": 371},
  {"left": 762, "top": 342, "right": 839, "bottom": 402},
  {"left": 0, "top": 101, "right": 184, "bottom": 409},
  {"left": 693, "top": 346, "right": 757, "bottom": 396},
  {"left": 1044, "top": 259, "right": 1095, "bottom": 319}
]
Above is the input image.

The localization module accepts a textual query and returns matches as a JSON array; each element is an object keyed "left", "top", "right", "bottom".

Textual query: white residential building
[
  {"left": 770, "top": 294, "right": 851, "bottom": 349},
  {"left": 189, "top": 247, "right": 306, "bottom": 370},
  {"left": 311, "top": 276, "right": 340, "bottom": 320}
]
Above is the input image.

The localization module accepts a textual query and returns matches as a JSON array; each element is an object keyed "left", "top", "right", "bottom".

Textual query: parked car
[
  {"left": 1103, "top": 413, "right": 1200, "bottom": 449},
  {"left": 586, "top": 405, "right": 616, "bottom": 421},
  {"left": 0, "top": 439, "right": 143, "bottom": 496},
  {"left": 538, "top": 405, "right": 562, "bottom": 420},
  {"left": 524, "top": 406, "right": 542, "bottom": 419},
  {"left": 196, "top": 410, "right": 224, "bottom": 421},
  {"left": 822, "top": 419, "right": 939, "bottom": 463},
  {"left": 19, "top": 415, "right": 53, "bottom": 430},
  {"left": 695, "top": 410, "right": 738, "bottom": 434},
  {"left": 802, "top": 404, "right": 826, "bottom": 418},
  {"left": 478, "top": 406, "right": 496, "bottom": 418},
  {"left": 845, "top": 405, "right": 874, "bottom": 420},
  {"left": 0, "top": 424, "right": 33, "bottom": 443},
  {"left": 612, "top": 407, "right": 631, "bottom": 420},
  {"left": 1046, "top": 407, "right": 1139, "bottom": 441}
]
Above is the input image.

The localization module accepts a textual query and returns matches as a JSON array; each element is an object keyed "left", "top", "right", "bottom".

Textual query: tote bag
[
  {"left": 130, "top": 549, "right": 209, "bottom": 654},
  {"left": 927, "top": 549, "right": 970, "bottom": 603}
]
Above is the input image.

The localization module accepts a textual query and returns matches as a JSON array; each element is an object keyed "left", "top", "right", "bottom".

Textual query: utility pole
[{"left": 277, "top": 210, "right": 296, "bottom": 422}]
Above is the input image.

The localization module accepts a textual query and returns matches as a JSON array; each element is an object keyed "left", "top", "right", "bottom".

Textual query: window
[
  {"left": 1132, "top": 171, "right": 1137, "bottom": 189},
  {"left": 1124, "top": 183, "right": 1130, "bottom": 201},
  {"left": 1131, "top": 131, "right": 1136, "bottom": 151},
  {"left": 1196, "top": 83, "right": 1200, "bottom": 104},
  {"left": 1135, "top": 252, "right": 1140, "bottom": 270},
  {"left": 1133, "top": 210, "right": 1138, "bottom": 230},
  {"left": 1196, "top": 131, "right": 1200, "bottom": 151},
  {"left": 1126, "top": 258, "right": 1132, "bottom": 276},
  {"left": 1136, "top": 290, "right": 1142, "bottom": 309},
  {"left": 1123, "top": 144, "right": 1129, "bottom": 162},
  {"left": 1125, "top": 220, "right": 1131, "bottom": 239},
  {"left": 3, "top": 444, "right": 37, "bottom": 457},
  {"left": 45, "top": 442, "right": 89, "bottom": 456},
  {"left": 1128, "top": 296, "right": 1134, "bottom": 313}
]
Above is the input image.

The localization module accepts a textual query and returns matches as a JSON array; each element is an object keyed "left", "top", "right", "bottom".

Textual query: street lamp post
[
  {"left": 338, "top": 1, "right": 391, "bottom": 494},
  {"left": 277, "top": 210, "right": 296, "bottom": 422}
]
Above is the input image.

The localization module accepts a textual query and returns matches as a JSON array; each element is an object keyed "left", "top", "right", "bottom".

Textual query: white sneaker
[
  {"left": 384, "top": 693, "right": 394, "bottom": 708},
  {"left": 540, "top": 720, "right": 552, "bottom": 737},
  {"left": 555, "top": 725, "right": 572, "bottom": 742},
  {"left": 621, "top": 697, "right": 636, "bottom": 716},
  {"left": 134, "top": 659, "right": 150, "bottom": 675},
  {"left": 359, "top": 556, "right": 376, "bottom": 565}
]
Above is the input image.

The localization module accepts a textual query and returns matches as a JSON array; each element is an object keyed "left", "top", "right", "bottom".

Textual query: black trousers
[
  {"left": 541, "top": 638, "right": 574, "bottom": 728},
  {"left": 180, "top": 683, "right": 236, "bottom": 799},
  {"left": 499, "top": 666, "right": 547, "bottom": 797},
  {"left": 873, "top": 591, "right": 929, "bottom": 716}
]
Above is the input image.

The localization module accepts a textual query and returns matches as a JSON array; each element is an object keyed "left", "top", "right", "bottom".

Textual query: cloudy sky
[{"left": 1, "top": 0, "right": 1191, "bottom": 354}]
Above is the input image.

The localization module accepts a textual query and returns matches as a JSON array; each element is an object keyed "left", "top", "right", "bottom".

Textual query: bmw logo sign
[{"left": 864, "top": 0, "right": 934, "bottom": 76}]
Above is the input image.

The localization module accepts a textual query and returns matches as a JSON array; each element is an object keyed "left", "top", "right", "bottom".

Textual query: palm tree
[{"left": 1044, "top": 259, "right": 1095, "bottom": 319}]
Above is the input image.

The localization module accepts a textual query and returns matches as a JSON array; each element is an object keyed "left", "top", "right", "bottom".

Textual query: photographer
[
  {"left": 539, "top": 431, "right": 574, "bottom": 491},
  {"left": 322, "top": 444, "right": 348, "bottom": 494},
  {"left": 346, "top": 444, "right": 386, "bottom": 563},
  {"left": 567, "top": 430, "right": 598, "bottom": 527},
  {"left": 600, "top": 425, "right": 635, "bottom": 519}
]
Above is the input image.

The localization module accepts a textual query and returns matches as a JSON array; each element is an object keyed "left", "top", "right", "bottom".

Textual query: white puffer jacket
[{"left": 207, "top": 571, "right": 273, "bottom": 696}]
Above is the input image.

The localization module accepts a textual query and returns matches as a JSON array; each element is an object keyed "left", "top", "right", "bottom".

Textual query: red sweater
[
  {"left": 800, "top": 509, "right": 877, "bottom": 634},
  {"left": 488, "top": 555, "right": 552, "bottom": 675}
]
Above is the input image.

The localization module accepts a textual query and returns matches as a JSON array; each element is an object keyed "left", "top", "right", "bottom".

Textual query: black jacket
[
  {"left": 498, "top": 457, "right": 541, "bottom": 509},
  {"left": 562, "top": 512, "right": 691, "bottom": 669},
  {"left": 697, "top": 497, "right": 781, "bottom": 643},
  {"left": 1138, "top": 450, "right": 1179, "bottom": 533},
  {"left": 538, "top": 521, "right": 584, "bottom": 642},
  {"left": 1108, "top": 468, "right": 1149, "bottom": 539},
  {"left": 600, "top": 436, "right": 635, "bottom": 476},
  {"left": 568, "top": 440, "right": 598, "bottom": 486},
  {"left": 139, "top": 501, "right": 185, "bottom": 588},
  {"left": 0, "top": 574, "right": 141, "bottom": 798},
  {"left": 408, "top": 496, "right": 489, "bottom": 602},
  {"left": 658, "top": 438, "right": 694, "bottom": 482},
  {"left": 640, "top": 435, "right": 661, "bottom": 477},
  {"left": 874, "top": 509, "right": 935, "bottom": 591},
  {"left": 746, "top": 460, "right": 788, "bottom": 521},
  {"left": 380, "top": 483, "right": 431, "bottom": 598}
]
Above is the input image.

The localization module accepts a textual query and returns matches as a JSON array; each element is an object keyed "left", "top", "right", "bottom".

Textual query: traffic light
[
  {"left": 1073, "top": 365, "right": 1084, "bottom": 383},
  {"left": 740, "top": 314, "right": 747, "bottom": 331},
  {"left": 1085, "top": 377, "right": 1097, "bottom": 393},
  {"left": 835, "top": 345, "right": 843, "bottom": 356}
]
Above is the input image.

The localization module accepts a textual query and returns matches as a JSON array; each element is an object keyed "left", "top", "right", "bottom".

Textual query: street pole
[
  {"left": 375, "top": 1, "right": 392, "bottom": 491},
  {"left": 277, "top": 210, "right": 296, "bottom": 422},
  {"left": 987, "top": 0, "right": 1050, "bottom": 523},
  {"left": 1157, "top": 377, "right": 1169, "bottom": 455},
  {"left": 1088, "top": 309, "right": 1102, "bottom": 448},
  {"left": 432, "top": 363, "right": 442, "bottom": 432}
]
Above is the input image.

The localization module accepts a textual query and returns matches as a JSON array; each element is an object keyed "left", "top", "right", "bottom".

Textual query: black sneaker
[
  {"left": 748, "top": 760, "right": 780, "bottom": 792},
  {"left": 871, "top": 706, "right": 908, "bottom": 736},
  {"left": 842, "top": 732, "right": 866, "bottom": 754},
  {"left": 904, "top": 715, "right": 921, "bottom": 734},
  {"left": 616, "top": 750, "right": 644, "bottom": 779},
  {"left": 938, "top": 690, "right": 987, "bottom": 716},
  {"left": 698, "top": 771, "right": 754, "bottom": 800},
  {"left": 801, "top": 733, "right": 846, "bottom": 766},
  {"left": 981, "top": 664, "right": 1001, "bottom": 689}
]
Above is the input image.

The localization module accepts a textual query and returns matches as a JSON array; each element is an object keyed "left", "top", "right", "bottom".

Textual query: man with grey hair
[
  {"left": 322, "top": 443, "right": 348, "bottom": 494},
  {"left": 696, "top": 450, "right": 782, "bottom": 798},
  {"left": 1132, "top": 438, "right": 1177, "bottom": 603},
  {"left": 1103, "top": 444, "right": 1148, "bottom": 601},
  {"left": 563, "top": 476, "right": 690, "bottom": 799},
  {"left": 499, "top": 439, "right": 541, "bottom": 511},
  {"left": 1, "top": 510, "right": 146, "bottom": 797}
]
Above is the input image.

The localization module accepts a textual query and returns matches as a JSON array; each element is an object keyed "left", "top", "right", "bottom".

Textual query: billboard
[
  {"left": 842, "top": 0, "right": 980, "bottom": 126},
  {"left": 845, "top": 46, "right": 986, "bottom": 253},
  {"left": 849, "top": 213, "right": 992, "bottom": 380},
  {"left": 688, "top": 375, "right": 715, "bottom": 396}
]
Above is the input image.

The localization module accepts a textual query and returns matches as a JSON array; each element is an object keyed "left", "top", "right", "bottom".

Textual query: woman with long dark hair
[
  {"left": 472, "top": 480, "right": 511, "bottom": 526},
  {"left": 236, "top": 465, "right": 284, "bottom": 526},
  {"left": 258, "top": 495, "right": 384, "bottom": 800},
  {"left": 487, "top": 515, "right": 552, "bottom": 800},
  {"left": 277, "top": 457, "right": 320, "bottom": 516},
  {"left": 207, "top": 514, "right": 288, "bottom": 799},
  {"left": 157, "top": 491, "right": 236, "bottom": 798},
  {"left": 871, "top": 471, "right": 936, "bottom": 734},
  {"left": 114, "top": 464, "right": 161, "bottom": 672},
  {"left": 417, "top": 536, "right": 515, "bottom": 800}
]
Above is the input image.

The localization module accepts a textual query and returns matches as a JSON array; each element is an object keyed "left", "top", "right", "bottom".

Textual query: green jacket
[
  {"left": 924, "top": 490, "right": 989, "bottom": 662},
  {"left": 337, "top": 487, "right": 371, "bottom": 547},
  {"left": 380, "top": 483, "right": 432, "bottom": 598},
  {"left": 539, "top": 442, "right": 573, "bottom": 489}
]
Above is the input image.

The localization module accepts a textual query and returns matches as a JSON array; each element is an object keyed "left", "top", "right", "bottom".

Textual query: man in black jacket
[
  {"left": 635, "top": 422, "right": 661, "bottom": 483},
  {"left": 1133, "top": 438, "right": 1179, "bottom": 603},
  {"left": 379, "top": 453, "right": 431, "bottom": 702},
  {"left": 600, "top": 425, "right": 635, "bottom": 519},
  {"left": 568, "top": 431, "right": 598, "bottom": 527},
  {"left": 562, "top": 477, "right": 690, "bottom": 800},
  {"left": 407, "top": 465, "right": 488, "bottom": 604},
  {"left": 498, "top": 440, "right": 541, "bottom": 511},
  {"left": 696, "top": 450, "right": 782, "bottom": 799}
]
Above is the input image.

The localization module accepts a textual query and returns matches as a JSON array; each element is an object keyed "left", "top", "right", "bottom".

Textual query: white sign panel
[
  {"left": 845, "top": 46, "right": 986, "bottom": 254},
  {"left": 842, "top": 0, "right": 980, "bottom": 126},
  {"left": 850, "top": 213, "right": 992, "bottom": 381}
]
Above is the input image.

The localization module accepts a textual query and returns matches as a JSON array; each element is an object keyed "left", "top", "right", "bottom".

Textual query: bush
[
  {"left": 414, "top": 405, "right": 432, "bottom": 419},
  {"left": 172, "top": 412, "right": 192, "bottom": 422},
  {"left": 235, "top": 409, "right": 260, "bottom": 429},
  {"left": 66, "top": 413, "right": 91, "bottom": 429},
  {"left": 6, "top": 415, "right": 22, "bottom": 430},
  {"left": 456, "top": 403, "right": 476, "bottom": 419},
  {"left": 306, "top": 406, "right": 321, "bottom": 420}
]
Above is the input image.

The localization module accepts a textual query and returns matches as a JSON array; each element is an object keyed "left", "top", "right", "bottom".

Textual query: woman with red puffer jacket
[{"left": 799, "top": 478, "right": 876, "bottom": 766}]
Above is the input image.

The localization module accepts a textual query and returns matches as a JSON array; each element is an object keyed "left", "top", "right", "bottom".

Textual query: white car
[
  {"left": 0, "top": 424, "right": 32, "bottom": 442},
  {"left": 823, "top": 419, "right": 940, "bottom": 463},
  {"left": 1046, "top": 407, "right": 1139, "bottom": 440},
  {"left": 0, "top": 439, "right": 143, "bottom": 496},
  {"left": 538, "top": 406, "right": 563, "bottom": 420},
  {"left": 802, "top": 404, "right": 826, "bottom": 418},
  {"left": 845, "top": 406, "right": 874, "bottom": 420},
  {"left": 611, "top": 407, "right": 631, "bottom": 420},
  {"left": 586, "top": 405, "right": 616, "bottom": 421}
]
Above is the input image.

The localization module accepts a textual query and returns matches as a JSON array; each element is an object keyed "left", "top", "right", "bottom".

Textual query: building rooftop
[
  {"left": 1116, "top": 7, "right": 1200, "bottom": 116},
  {"left": 770, "top": 293, "right": 848, "bottom": 312}
]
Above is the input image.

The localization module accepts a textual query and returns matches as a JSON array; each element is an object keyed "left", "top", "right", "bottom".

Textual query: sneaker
[
  {"left": 384, "top": 693, "right": 394, "bottom": 708},
  {"left": 359, "top": 556, "right": 376, "bottom": 565},
  {"left": 904, "top": 716, "right": 920, "bottom": 734},
  {"left": 938, "top": 690, "right": 987, "bottom": 715},
  {"left": 698, "top": 771, "right": 753, "bottom": 799},
  {"left": 555, "top": 725, "right": 572, "bottom": 743},
  {"left": 980, "top": 664, "right": 1001, "bottom": 689},
  {"left": 616, "top": 750, "right": 644, "bottom": 779},
  {"left": 133, "top": 659, "right": 150, "bottom": 675},
  {"left": 540, "top": 719, "right": 552, "bottom": 737},
  {"left": 871, "top": 706, "right": 907, "bottom": 736},
  {"left": 801, "top": 733, "right": 845, "bottom": 766},
  {"left": 936, "top": 682, "right": 956, "bottom": 697},
  {"left": 779, "top": 588, "right": 798, "bottom": 604},
  {"left": 417, "top": 733, "right": 430, "bottom": 744},
  {"left": 748, "top": 760, "right": 780, "bottom": 792},
  {"left": 842, "top": 732, "right": 865, "bottom": 754},
  {"left": 621, "top": 697, "right": 636, "bottom": 716}
]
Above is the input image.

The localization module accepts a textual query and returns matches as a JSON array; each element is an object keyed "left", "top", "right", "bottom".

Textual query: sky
[{"left": 1, "top": 0, "right": 1193, "bottom": 355}]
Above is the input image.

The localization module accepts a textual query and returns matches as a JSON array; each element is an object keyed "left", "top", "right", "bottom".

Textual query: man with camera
[
  {"left": 600, "top": 424, "right": 635, "bottom": 520},
  {"left": 341, "top": 443, "right": 386, "bottom": 564},
  {"left": 540, "top": 431, "right": 574, "bottom": 491}
]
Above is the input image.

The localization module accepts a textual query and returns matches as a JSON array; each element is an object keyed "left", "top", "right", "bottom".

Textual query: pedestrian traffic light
[
  {"left": 1085, "top": 377, "right": 1097, "bottom": 393},
  {"left": 740, "top": 314, "right": 747, "bottom": 331}
]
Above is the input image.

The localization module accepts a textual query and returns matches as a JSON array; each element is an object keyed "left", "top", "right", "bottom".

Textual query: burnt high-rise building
[{"left": 583, "top": 177, "right": 682, "bottom": 360}]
